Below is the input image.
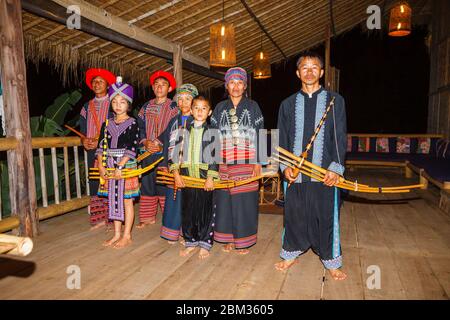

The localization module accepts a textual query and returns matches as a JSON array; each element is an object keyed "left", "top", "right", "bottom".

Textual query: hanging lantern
[
  {"left": 210, "top": 22, "right": 236, "bottom": 67},
  {"left": 253, "top": 50, "right": 271, "bottom": 79},
  {"left": 388, "top": 2, "right": 412, "bottom": 37}
]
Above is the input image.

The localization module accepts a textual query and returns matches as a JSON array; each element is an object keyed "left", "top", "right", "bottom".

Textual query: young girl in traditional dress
[
  {"left": 96, "top": 77, "right": 140, "bottom": 249},
  {"left": 171, "top": 96, "right": 218, "bottom": 259}
]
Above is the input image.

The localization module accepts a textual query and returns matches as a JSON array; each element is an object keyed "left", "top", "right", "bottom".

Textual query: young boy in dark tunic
[{"left": 170, "top": 96, "right": 219, "bottom": 259}]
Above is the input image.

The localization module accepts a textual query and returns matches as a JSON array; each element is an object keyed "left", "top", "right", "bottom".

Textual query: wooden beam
[
  {"left": 21, "top": 0, "right": 223, "bottom": 81},
  {"left": 52, "top": 0, "right": 207, "bottom": 68},
  {"left": 324, "top": 25, "right": 331, "bottom": 89},
  {"left": 0, "top": 0, "right": 39, "bottom": 237},
  {"left": 173, "top": 44, "right": 183, "bottom": 87}
]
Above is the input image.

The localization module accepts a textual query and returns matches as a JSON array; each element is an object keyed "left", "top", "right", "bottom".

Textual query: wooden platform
[{"left": 0, "top": 169, "right": 449, "bottom": 300}]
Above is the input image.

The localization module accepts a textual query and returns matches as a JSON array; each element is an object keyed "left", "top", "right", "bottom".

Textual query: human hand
[
  {"left": 99, "top": 166, "right": 108, "bottom": 181},
  {"left": 252, "top": 164, "right": 262, "bottom": 178},
  {"left": 204, "top": 177, "right": 215, "bottom": 191},
  {"left": 323, "top": 171, "right": 339, "bottom": 187},
  {"left": 283, "top": 167, "right": 297, "bottom": 183},
  {"left": 173, "top": 171, "right": 185, "bottom": 188},
  {"left": 113, "top": 168, "right": 122, "bottom": 180}
]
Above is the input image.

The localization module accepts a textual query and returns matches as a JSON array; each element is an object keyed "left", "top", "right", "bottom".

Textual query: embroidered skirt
[{"left": 97, "top": 159, "right": 140, "bottom": 199}]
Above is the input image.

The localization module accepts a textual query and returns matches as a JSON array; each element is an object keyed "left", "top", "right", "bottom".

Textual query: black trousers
[
  {"left": 181, "top": 187, "right": 215, "bottom": 251},
  {"left": 281, "top": 182, "right": 343, "bottom": 270}
]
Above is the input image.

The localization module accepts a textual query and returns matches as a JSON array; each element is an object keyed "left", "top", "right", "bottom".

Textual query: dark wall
[
  {"left": 212, "top": 25, "right": 430, "bottom": 133},
  {"left": 334, "top": 26, "right": 430, "bottom": 134}
]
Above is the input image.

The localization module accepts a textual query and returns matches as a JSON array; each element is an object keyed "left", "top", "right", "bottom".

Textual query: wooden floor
[{"left": 0, "top": 168, "right": 449, "bottom": 300}]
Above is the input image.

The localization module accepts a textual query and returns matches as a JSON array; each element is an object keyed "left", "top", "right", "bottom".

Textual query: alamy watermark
[
  {"left": 366, "top": 5, "right": 382, "bottom": 30},
  {"left": 66, "top": 5, "right": 81, "bottom": 30},
  {"left": 66, "top": 265, "right": 81, "bottom": 290},
  {"left": 366, "top": 265, "right": 381, "bottom": 290}
]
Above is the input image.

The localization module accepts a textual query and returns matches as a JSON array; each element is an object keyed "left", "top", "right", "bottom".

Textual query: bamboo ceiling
[{"left": 22, "top": 0, "right": 431, "bottom": 92}]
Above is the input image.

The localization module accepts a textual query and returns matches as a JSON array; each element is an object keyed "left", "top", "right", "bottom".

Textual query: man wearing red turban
[{"left": 80, "top": 68, "right": 116, "bottom": 230}]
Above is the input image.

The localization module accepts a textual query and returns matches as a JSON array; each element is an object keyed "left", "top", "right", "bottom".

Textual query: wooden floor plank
[
  {"left": 0, "top": 169, "right": 448, "bottom": 300},
  {"left": 392, "top": 253, "right": 448, "bottom": 299},
  {"left": 146, "top": 214, "right": 283, "bottom": 300},
  {"left": 322, "top": 247, "right": 364, "bottom": 300},
  {"left": 277, "top": 250, "right": 324, "bottom": 300}
]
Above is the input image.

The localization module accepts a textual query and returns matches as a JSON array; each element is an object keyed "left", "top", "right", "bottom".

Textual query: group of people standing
[{"left": 79, "top": 52, "right": 347, "bottom": 281}]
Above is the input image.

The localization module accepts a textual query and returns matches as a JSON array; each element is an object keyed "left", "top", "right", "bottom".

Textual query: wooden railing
[{"left": 0, "top": 136, "right": 91, "bottom": 232}]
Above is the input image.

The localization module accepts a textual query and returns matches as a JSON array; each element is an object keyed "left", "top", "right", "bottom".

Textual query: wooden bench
[{"left": 345, "top": 134, "right": 450, "bottom": 213}]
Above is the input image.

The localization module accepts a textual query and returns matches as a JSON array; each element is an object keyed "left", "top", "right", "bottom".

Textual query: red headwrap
[
  {"left": 149, "top": 70, "right": 176, "bottom": 92},
  {"left": 85, "top": 68, "right": 116, "bottom": 90}
]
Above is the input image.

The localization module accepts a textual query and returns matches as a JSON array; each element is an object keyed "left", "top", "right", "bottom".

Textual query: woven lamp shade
[
  {"left": 388, "top": 2, "right": 412, "bottom": 37},
  {"left": 210, "top": 22, "right": 236, "bottom": 67},
  {"left": 253, "top": 50, "right": 271, "bottom": 79}
]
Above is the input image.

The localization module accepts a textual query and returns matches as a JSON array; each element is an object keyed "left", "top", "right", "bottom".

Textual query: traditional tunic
[
  {"left": 160, "top": 114, "right": 193, "bottom": 241},
  {"left": 96, "top": 117, "right": 140, "bottom": 221},
  {"left": 137, "top": 98, "right": 178, "bottom": 223},
  {"left": 79, "top": 95, "right": 112, "bottom": 225},
  {"left": 210, "top": 97, "right": 264, "bottom": 249},
  {"left": 169, "top": 122, "right": 219, "bottom": 250},
  {"left": 277, "top": 87, "right": 347, "bottom": 269}
]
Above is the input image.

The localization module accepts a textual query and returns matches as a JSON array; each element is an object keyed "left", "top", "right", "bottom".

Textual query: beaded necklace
[{"left": 102, "top": 119, "right": 109, "bottom": 175}]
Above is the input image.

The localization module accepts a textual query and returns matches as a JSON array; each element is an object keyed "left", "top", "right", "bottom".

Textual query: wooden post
[
  {"left": 0, "top": 0, "right": 38, "bottom": 236},
  {"left": 419, "top": 170, "right": 428, "bottom": 190},
  {"left": 248, "top": 72, "right": 252, "bottom": 99},
  {"left": 324, "top": 25, "right": 331, "bottom": 89},
  {"left": 405, "top": 165, "right": 413, "bottom": 179},
  {"left": 173, "top": 43, "right": 183, "bottom": 87}
]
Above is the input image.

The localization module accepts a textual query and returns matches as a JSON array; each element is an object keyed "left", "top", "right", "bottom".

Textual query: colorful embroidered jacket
[
  {"left": 210, "top": 97, "right": 264, "bottom": 165},
  {"left": 79, "top": 96, "right": 112, "bottom": 139},
  {"left": 277, "top": 87, "right": 347, "bottom": 183},
  {"left": 137, "top": 98, "right": 178, "bottom": 147},
  {"left": 95, "top": 117, "right": 140, "bottom": 162},
  {"left": 169, "top": 121, "right": 219, "bottom": 180}
]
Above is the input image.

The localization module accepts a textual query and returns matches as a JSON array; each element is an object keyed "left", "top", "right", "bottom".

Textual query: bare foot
[
  {"left": 198, "top": 248, "right": 210, "bottom": 259},
  {"left": 113, "top": 237, "right": 132, "bottom": 249},
  {"left": 103, "top": 235, "right": 121, "bottom": 247},
  {"left": 136, "top": 219, "right": 155, "bottom": 229},
  {"left": 328, "top": 268, "right": 347, "bottom": 281},
  {"left": 179, "top": 246, "right": 197, "bottom": 257},
  {"left": 167, "top": 240, "right": 177, "bottom": 245},
  {"left": 236, "top": 249, "right": 250, "bottom": 255},
  {"left": 90, "top": 220, "right": 106, "bottom": 231},
  {"left": 222, "top": 243, "right": 235, "bottom": 253},
  {"left": 179, "top": 237, "right": 185, "bottom": 246},
  {"left": 274, "top": 259, "right": 298, "bottom": 271}
]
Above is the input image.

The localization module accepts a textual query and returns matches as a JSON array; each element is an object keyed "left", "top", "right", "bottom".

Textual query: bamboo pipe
[
  {"left": 136, "top": 151, "right": 152, "bottom": 163},
  {"left": 276, "top": 147, "right": 422, "bottom": 190},
  {"left": 157, "top": 172, "right": 272, "bottom": 189},
  {"left": 91, "top": 157, "right": 163, "bottom": 180},
  {"left": 0, "top": 234, "right": 34, "bottom": 256},
  {"left": 273, "top": 151, "right": 418, "bottom": 193},
  {"left": 274, "top": 157, "right": 410, "bottom": 193},
  {"left": 273, "top": 153, "right": 370, "bottom": 189}
]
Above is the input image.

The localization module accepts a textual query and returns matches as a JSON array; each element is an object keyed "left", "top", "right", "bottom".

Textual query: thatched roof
[{"left": 22, "top": 0, "right": 431, "bottom": 91}]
